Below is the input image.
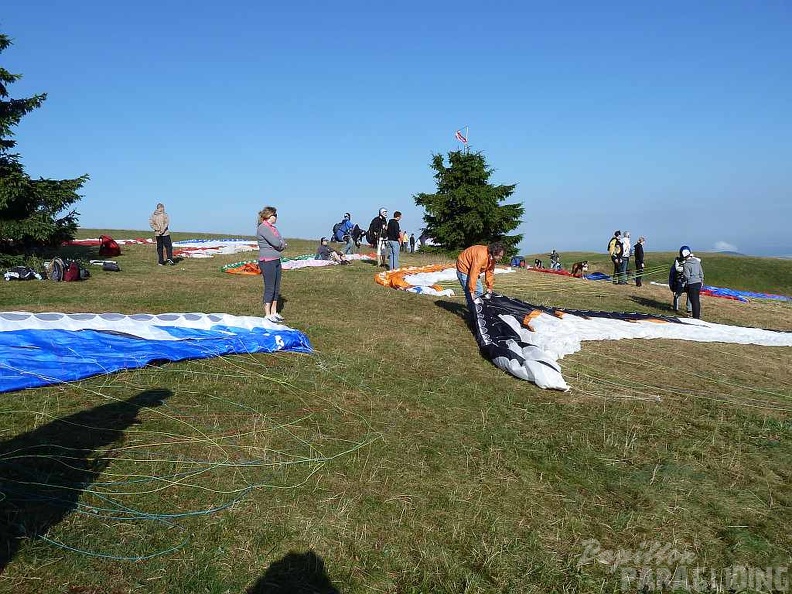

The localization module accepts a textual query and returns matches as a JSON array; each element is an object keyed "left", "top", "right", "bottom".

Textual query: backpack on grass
[
  {"left": 99, "top": 234, "right": 121, "bottom": 257},
  {"left": 63, "top": 261, "right": 80, "bottom": 282},
  {"left": 48, "top": 257, "right": 66, "bottom": 281},
  {"left": 49, "top": 257, "right": 90, "bottom": 281}
]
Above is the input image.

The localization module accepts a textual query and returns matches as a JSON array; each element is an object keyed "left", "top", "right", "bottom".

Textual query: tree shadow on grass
[
  {"left": 246, "top": 550, "right": 340, "bottom": 593},
  {"left": 0, "top": 388, "right": 172, "bottom": 572},
  {"left": 57, "top": 244, "right": 98, "bottom": 261}
]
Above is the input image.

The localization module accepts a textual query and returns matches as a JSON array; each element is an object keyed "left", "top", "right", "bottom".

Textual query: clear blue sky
[{"left": 3, "top": 0, "right": 791, "bottom": 256}]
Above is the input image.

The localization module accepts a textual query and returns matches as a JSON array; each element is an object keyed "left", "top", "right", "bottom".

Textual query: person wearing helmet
[
  {"left": 680, "top": 246, "right": 704, "bottom": 319},
  {"left": 367, "top": 208, "right": 389, "bottom": 267},
  {"left": 669, "top": 248, "right": 690, "bottom": 314}
]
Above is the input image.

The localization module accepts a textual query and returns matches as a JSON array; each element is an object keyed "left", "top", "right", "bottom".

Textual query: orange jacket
[{"left": 456, "top": 245, "right": 495, "bottom": 294}]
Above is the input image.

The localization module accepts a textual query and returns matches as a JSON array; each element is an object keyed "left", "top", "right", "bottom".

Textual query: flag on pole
[{"left": 455, "top": 129, "right": 468, "bottom": 144}]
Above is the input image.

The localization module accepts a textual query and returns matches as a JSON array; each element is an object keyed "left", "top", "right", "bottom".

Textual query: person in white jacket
[{"left": 618, "top": 232, "right": 631, "bottom": 284}]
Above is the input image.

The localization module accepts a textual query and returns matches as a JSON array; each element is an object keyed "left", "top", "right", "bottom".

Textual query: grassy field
[{"left": 0, "top": 231, "right": 790, "bottom": 593}]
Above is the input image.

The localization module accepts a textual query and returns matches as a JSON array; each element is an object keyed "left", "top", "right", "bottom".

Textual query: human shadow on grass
[
  {"left": 246, "top": 550, "right": 340, "bottom": 593},
  {"left": 435, "top": 299, "right": 475, "bottom": 331},
  {"left": 276, "top": 295, "right": 289, "bottom": 316},
  {"left": 629, "top": 295, "right": 676, "bottom": 313},
  {"left": 0, "top": 388, "right": 172, "bottom": 572}
]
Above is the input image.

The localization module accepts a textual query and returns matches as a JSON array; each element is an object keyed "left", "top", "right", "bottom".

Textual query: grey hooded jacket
[{"left": 683, "top": 257, "right": 704, "bottom": 285}]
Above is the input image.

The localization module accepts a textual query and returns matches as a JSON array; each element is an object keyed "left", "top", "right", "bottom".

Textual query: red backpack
[
  {"left": 63, "top": 261, "right": 80, "bottom": 281},
  {"left": 99, "top": 234, "right": 121, "bottom": 257}
]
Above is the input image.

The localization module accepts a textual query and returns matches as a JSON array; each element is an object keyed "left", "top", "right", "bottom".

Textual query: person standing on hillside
[
  {"left": 619, "top": 232, "right": 632, "bottom": 284},
  {"left": 681, "top": 246, "right": 704, "bottom": 319},
  {"left": 257, "top": 206, "right": 287, "bottom": 322},
  {"left": 607, "top": 230, "right": 622, "bottom": 283},
  {"left": 386, "top": 211, "right": 402, "bottom": 270},
  {"left": 456, "top": 242, "right": 506, "bottom": 320},
  {"left": 149, "top": 202, "right": 174, "bottom": 266},
  {"left": 670, "top": 252, "right": 691, "bottom": 314},
  {"left": 634, "top": 236, "right": 646, "bottom": 287},
  {"left": 368, "top": 208, "right": 388, "bottom": 267}
]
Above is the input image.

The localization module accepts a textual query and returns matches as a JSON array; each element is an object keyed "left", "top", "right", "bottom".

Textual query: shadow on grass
[
  {"left": 246, "top": 550, "right": 340, "bottom": 593},
  {"left": 435, "top": 298, "right": 475, "bottom": 332},
  {"left": 55, "top": 244, "right": 100, "bottom": 261},
  {"left": 277, "top": 294, "right": 290, "bottom": 316},
  {"left": 0, "top": 388, "right": 172, "bottom": 571},
  {"left": 629, "top": 294, "right": 675, "bottom": 312}
]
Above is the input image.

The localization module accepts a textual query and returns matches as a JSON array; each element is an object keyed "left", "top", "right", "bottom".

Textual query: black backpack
[
  {"left": 367, "top": 217, "right": 383, "bottom": 245},
  {"left": 668, "top": 259, "right": 685, "bottom": 292}
]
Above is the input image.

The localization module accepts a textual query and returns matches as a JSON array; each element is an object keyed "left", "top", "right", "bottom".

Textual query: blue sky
[{"left": 3, "top": 0, "right": 791, "bottom": 256}]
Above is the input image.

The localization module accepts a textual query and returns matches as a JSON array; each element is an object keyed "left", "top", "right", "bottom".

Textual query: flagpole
[{"left": 465, "top": 125, "right": 469, "bottom": 154}]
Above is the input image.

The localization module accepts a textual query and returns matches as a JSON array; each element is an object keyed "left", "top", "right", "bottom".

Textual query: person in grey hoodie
[
  {"left": 256, "top": 206, "right": 287, "bottom": 322},
  {"left": 681, "top": 246, "right": 704, "bottom": 319}
]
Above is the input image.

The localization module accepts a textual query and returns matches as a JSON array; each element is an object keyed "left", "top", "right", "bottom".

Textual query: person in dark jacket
[
  {"left": 368, "top": 208, "right": 388, "bottom": 267},
  {"left": 607, "top": 230, "right": 622, "bottom": 283},
  {"left": 386, "top": 211, "right": 402, "bottom": 270},
  {"left": 315, "top": 237, "right": 348, "bottom": 264},
  {"left": 634, "top": 236, "right": 646, "bottom": 287},
  {"left": 670, "top": 253, "right": 691, "bottom": 314}
]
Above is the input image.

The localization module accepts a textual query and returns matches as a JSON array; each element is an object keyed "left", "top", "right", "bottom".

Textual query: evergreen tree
[
  {"left": 413, "top": 150, "right": 523, "bottom": 254},
  {"left": 0, "top": 33, "right": 87, "bottom": 262}
]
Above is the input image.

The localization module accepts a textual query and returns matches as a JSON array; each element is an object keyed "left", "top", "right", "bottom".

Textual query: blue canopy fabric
[{"left": 0, "top": 312, "right": 312, "bottom": 394}]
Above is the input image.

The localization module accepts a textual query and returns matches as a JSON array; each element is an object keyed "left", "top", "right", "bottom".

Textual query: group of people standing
[
  {"left": 367, "top": 208, "right": 405, "bottom": 271},
  {"left": 606, "top": 229, "right": 704, "bottom": 319},
  {"left": 607, "top": 230, "right": 646, "bottom": 286}
]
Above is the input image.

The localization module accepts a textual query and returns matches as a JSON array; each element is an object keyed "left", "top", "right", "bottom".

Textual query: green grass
[{"left": 0, "top": 230, "right": 790, "bottom": 593}]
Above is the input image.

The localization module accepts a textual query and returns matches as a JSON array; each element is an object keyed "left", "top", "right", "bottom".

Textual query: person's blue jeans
[
  {"left": 344, "top": 238, "right": 355, "bottom": 255},
  {"left": 457, "top": 270, "right": 483, "bottom": 317},
  {"left": 618, "top": 258, "right": 630, "bottom": 284},
  {"left": 388, "top": 240, "right": 400, "bottom": 270}
]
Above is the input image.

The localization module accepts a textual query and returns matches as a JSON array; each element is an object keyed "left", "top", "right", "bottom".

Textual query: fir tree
[
  {"left": 413, "top": 150, "right": 523, "bottom": 254},
  {"left": 0, "top": 33, "right": 87, "bottom": 263}
]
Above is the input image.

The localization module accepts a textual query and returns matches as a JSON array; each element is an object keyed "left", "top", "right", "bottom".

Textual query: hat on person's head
[
  {"left": 614, "top": 230, "right": 621, "bottom": 237},
  {"left": 379, "top": 208, "right": 387, "bottom": 216},
  {"left": 320, "top": 237, "right": 328, "bottom": 243},
  {"left": 679, "top": 245, "right": 692, "bottom": 258},
  {"left": 344, "top": 213, "right": 350, "bottom": 219}
]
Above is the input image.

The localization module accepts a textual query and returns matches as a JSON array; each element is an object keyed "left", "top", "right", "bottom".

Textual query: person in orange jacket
[{"left": 456, "top": 242, "right": 506, "bottom": 318}]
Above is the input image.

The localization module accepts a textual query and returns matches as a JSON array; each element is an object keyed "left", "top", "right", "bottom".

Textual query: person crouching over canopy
[{"left": 456, "top": 242, "right": 506, "bottom": 319}]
